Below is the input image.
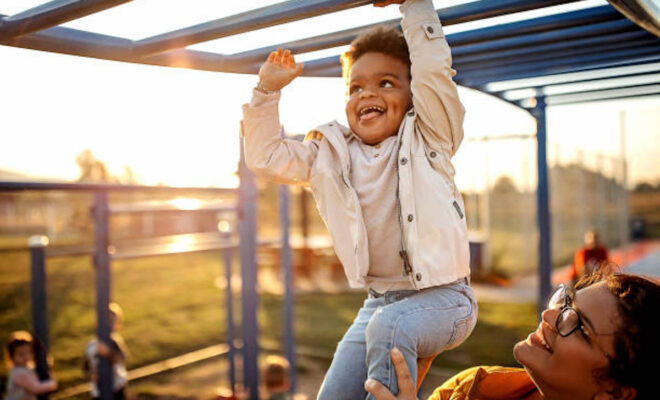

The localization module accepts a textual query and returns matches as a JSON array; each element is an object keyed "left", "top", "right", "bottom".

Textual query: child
[
  {"left": 3, "top": 331, "right": 57, "bottom": 400},
  {"left": 241, "top": 0, "right": 476, "bottom": 398},
  {"left": 83, "top": 303, "right": 129, "bottom": 400}
]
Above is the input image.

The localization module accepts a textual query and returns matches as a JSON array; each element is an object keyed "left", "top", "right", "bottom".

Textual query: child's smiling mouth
[{"left": 359, "top": 105, "right": 385, "bottom": 123}]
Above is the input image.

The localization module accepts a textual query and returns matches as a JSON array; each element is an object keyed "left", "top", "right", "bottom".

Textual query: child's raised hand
[
  {"left": 258, "top": 48, "right": 304, "bottom": 91},
  {"left": 373, "top": 0, "right": 405, "bottom": 7}
]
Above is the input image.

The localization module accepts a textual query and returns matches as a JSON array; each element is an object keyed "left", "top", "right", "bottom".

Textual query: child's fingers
[
  {"left": 267, "top": 51, "right": 277, "bottom": 63},
  {"left": 294, "top": 62, "right": 304, "bottom": 76}
]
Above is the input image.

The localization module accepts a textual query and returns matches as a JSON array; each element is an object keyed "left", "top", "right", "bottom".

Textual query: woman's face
[{"left": 513, "top": 282, "right": 619, "bottom": 399}]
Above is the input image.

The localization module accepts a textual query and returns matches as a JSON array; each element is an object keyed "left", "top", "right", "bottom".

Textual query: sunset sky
[{"left": 1, "top": 0, "right": 658, "bottom": 190}]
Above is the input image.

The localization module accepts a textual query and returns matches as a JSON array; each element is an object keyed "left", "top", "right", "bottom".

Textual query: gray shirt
[
  {"left": 347, "top": 134, "right": 413, "bottom": 292},
  {"left": 4, "top": 367, "right": 36, "bottom": 400}
]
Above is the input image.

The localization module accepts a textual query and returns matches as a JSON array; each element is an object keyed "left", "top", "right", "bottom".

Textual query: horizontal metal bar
[
  {"left": 454, "top": 29, "right": 652, "bottom": 65},
  {"left": 502, "top": 72, "right": 660, "bottom": 100},
  {"left": 0, "top": 0, "right": 133, "bottom": 38},
  {"left": 132, "top": 0, "right": 374, "bottom": 57},
  {"left": 458, "top": 38, "right": 660, "bottom": 74},
  {"left": 542, "top": 83, "right": 660, "bottom": 106},
  {"left": 0, "top": 181, "right": 237, "bottom": 193},
  {"left": 452, "top": 19, "right": 637, "bottom": 58},
  {"left": 222, "top": 0, "right": 587, "bottom": 67},
  {"left": 227, "top": 5, "right": 628, "bottom": 76},
  {"left": 109, "top": 202, "right": 237, "bottom": 215},
  {"left": 483, "top": 61, "right": 660, "bottom": 91},
  {"left": 447, "top": 5, "right": 621, "bottom": 47},
  {"left": 458, "top": 50, "right": 660, "bottom": 87}
]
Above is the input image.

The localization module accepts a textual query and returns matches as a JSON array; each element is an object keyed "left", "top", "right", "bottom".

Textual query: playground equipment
[{"left": 1, "top": 0, "right": 659, "bottom": 399}]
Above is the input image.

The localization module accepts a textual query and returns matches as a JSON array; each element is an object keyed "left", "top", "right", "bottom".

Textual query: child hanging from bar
[
  {"left": 3, "top": 331, "right": 57, "bottom": 400},
  {"left": 83, "top": 302, "right": 129, "bottom": 400},
  {"left": 241, "top": 1, "right": 476, "bottom": 398}
]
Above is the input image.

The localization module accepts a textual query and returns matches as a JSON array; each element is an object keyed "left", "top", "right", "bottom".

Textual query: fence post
[
  {"left": 221, "top": 229, "right": 237, "bottom": 393},
  {"left": 92, "top": 192, "right": 113, "bottom": 400},
  {"left": 532, "top": 96, "right": 552, "bottom": 320},
  {"left": 279, "top": 185, "right": 296, "bottom": 394},
  {"left": 29, "top": 235, "right": 51, "bottom": 400},
  {"left": 238, "top": 132, "right": 260, "bottom": 400}
]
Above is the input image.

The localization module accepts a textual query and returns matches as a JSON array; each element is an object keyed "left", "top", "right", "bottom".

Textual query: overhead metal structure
[{"left": 2, "top": 0, "right": 659, "bottom": 399}]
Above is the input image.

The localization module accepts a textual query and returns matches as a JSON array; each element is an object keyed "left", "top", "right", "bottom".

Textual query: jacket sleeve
[
  {"left": 241, "top": 89, "right": 320, "bottom": 185},
  {"left": 400, "top": 0, "right": 465, "bottom": 157}
]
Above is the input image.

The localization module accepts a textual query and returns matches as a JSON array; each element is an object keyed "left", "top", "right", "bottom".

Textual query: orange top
[{"left": 428, "top": 366, "right": 538, "bottom": 400}]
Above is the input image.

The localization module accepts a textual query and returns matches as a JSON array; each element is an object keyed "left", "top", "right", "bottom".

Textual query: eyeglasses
[{"left": 547, "top": 284, "right": 614, "bottom": 360}]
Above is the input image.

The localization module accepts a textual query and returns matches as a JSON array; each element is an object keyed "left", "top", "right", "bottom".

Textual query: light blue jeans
[{"left": 316, "top": 279, "right": 477, "bottom": 400}]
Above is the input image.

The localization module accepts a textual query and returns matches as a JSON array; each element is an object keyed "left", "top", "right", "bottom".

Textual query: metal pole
[
  {"left": 92, "top": 192, "right": 113, "bottom": 400},
  {"left": 279, "top": 185, "right": 296, "bottom": 394},
  {"left": 619, "top": 110, "right": 629, "bottom": 264},
  {"left": 29, "top": 235, "right": 50, "bottom": 400},
  {"left": 238, "top": 127, "right": 260, "bottom": 400},
  {"left": 222, "top": 230, "right": 237, "bottom": 393},
  {"left": 532, "top": 97, "right": 552, "bottom": 320}
]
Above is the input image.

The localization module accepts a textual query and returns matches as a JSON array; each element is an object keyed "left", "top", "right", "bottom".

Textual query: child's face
[
  {"left": 12, "top": 344, "right": 33, "bottom": 366},
  {"left": 345, "top": 52, "right": 412, "bottom": 145}
]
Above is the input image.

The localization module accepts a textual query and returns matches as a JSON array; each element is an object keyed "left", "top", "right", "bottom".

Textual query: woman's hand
[
  {"left": 364, "top": 348, "right": 418, "bottom": 400},
  {"left": 373, "top": 0, "right": 405, "bottom": 7},
  {"left": 258, "top": 48, "right": 304, "bottom": 91}
]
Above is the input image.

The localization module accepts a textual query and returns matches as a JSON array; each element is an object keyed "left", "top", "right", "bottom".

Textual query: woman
[{"left": 364, "top": 272, "right": 658, "bottom": 400}]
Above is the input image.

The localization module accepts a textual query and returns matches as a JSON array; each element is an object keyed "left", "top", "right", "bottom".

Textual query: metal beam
[
  {"left": 0, "top": 180, "right": 236, "bottom": 193},
  {"left": 458, "top": 50, "right": 660, "bottom": 87},
  {"left": 502, "top": 72, "right": 660, "bottom": 100},
  {"left": 544, "top": 83, "right": 660, "bottom": 105},
  {"left": 452, "top": 19, "right": 637, "bottom": 59},
  {"left": 0, "top": 0, "right": 132, "bottom": 38},
  {"left": 531, "top": 97, "right": 552, "bottom": 320},
  {"left": 29, "top": 236, "right": 51, "bottom": 400},
  {"left": 132, "top": 0, "right": 374, "bottom": 57},
  {"left": 454, "top": 29, "right": 652, "bottom": 65},
  {"left": 483, "top": 61, "right": 660, "bottom": 91},
  {"left": 457, "top": 38, "right": 660, "bottom": 73},
  {"left": 447, "top": 5, "right": 621, "bottom": 47},
  {"left": 92, "top": 192, "right": 113, "bottom": 400},
  {"left": 220, "top": 0, "right": 588, "bottom": 68},
  {"left": 227, "top": 6, "right": 631, "bottom": 77}
]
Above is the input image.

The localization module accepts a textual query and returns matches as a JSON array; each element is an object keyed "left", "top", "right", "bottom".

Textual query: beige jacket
[{"left": 241, "top": 0, "right": 469, "bottom": 289}]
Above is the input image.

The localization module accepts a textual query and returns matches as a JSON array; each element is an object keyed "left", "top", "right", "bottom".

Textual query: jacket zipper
[{"left": 395, "top": 127, "right": 416, "bottom": 286}]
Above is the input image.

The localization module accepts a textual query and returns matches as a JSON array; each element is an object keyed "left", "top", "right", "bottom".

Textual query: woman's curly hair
[
  {"left": 340, "top": 25, "right": 411, "bottom": 92},
  {"left": 576, "top": 266, "right": 659, "bottom": 400}
]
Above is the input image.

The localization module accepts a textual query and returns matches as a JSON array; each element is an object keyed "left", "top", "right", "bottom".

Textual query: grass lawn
[{"left": 0, "top": 250, "right": 537, "bottom": 395}]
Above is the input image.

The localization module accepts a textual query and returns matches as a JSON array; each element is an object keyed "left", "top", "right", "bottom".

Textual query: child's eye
[
  {"left": 381, "top": 80, "right": 394, "bottom": 88},
  {"left": 349, "top": 85, "right": 362, "bottom": 95}
]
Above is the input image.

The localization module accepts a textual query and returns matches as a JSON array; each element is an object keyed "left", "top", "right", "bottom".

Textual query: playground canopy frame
[{"left": 1, "top": 0, "right": 659, "bottom": 399}]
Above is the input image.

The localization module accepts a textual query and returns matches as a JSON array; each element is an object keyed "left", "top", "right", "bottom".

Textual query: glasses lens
[
  {"left": 548, "top": 286, "right": 566, "bottom": 309},
  {"left": 557, "top": 308, "right": 580, "bottom": 336}
]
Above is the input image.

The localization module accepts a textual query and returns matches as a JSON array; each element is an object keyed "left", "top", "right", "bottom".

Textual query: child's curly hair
[{"left": 341, "top": 25, "right": 411, "bottom": 91}]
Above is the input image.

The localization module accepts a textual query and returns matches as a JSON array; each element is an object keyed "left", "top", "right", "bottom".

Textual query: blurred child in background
[
  {"left": 3, "top": 330, "right": 57, "bottom": 400},
  {"left": 83, "top": 302, "right": 129, "bottom": 400}
]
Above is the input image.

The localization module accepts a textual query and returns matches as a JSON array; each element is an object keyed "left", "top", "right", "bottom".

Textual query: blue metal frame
[
  {"left": 29, "top": 236, "right": 51, "bottom": 400},
  {"left": 92, "top": 192, "right": 114, "bottom": 400}
]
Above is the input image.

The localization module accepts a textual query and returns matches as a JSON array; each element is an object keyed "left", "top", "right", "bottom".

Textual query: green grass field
[{"left": 0, "top": 249, "right": 537, "bottom": 395}]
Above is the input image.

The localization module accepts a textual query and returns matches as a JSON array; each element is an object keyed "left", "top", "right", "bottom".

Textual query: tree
[
  {"left": 75, "top": 149, "right": 115, "bottom": 183},
  {"left": 492, "top": 175, "right": 519, "bottom": 194}
]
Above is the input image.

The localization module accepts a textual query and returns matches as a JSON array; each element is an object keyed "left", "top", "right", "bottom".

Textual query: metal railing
[{"left": 1, "top": 148, "right": 294, "bottom": 400}]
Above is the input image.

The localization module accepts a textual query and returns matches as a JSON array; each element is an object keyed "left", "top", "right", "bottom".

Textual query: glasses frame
[{"left": 548, "top": 284, "right": 614, "bottom": 360}]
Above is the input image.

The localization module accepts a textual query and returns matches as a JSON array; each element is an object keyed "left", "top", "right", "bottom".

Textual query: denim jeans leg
[
  {"left": 364, "top": 283, "right": 477, "bottom": 400},
  {"left": 316, "top": 297, "right": 385, "bottom": 400}
]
